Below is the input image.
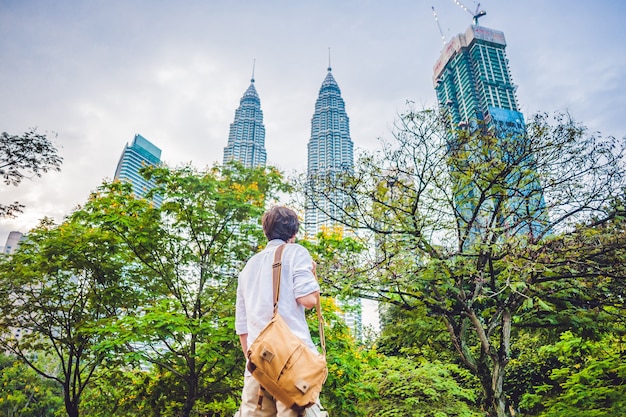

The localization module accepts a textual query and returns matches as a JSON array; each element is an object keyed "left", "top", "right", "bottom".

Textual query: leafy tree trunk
[
  {"left": 63, "top": 384, "right": 79, "bottom": 417},
  {"left": 441, "top": 239, "right": 526, "bottom": 417},
  {"left": 446, "top": 306, "right": 513, "bottom": 416},
  {"left": 180, "top": 335, "right": 198, "bottom": 417},
  {"left": 492, "top": 309, "right": 512, "bottom": 417},
  {"left": 181, "top": 378, "right": 198, "bottom": 417}
]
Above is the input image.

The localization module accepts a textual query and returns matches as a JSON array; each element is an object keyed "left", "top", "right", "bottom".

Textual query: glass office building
[
  {"left": 3, "top": 231, "right": 24, "bottom": 255},
  {"left": 114, "top": 134, "right": 163, "bottom": 207},
  {"left": 433, "top": 25, "right": 523, "bottom": 131},
  {"left": 433, "top": 24, "right": 546, "bottom": 240}
]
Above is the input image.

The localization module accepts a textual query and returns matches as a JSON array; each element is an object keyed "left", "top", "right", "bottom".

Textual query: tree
[
  {"left": 375, "top": 302, "right": 455, "bottom": 360},
  {"left": 519, "top": 331, "right": 626, "bottom": 416},
  {"left": 0, "top": 214, "right": 141, "bottom": 417},
  {"left": 1, "top": 162, "right": 289, "bottom": 417},
  {"left": 80, "top": 365, "right": 240, "bottom": 417},
  {"left": 0, "top": 129, "right": 62, "bottom": 217},
  {"left": 313, "top": 298, "right": 374, "bottom": 416},
  {"left": 361, "top": 355, "right": 483, "bottom": 417},
  {"left": 0, "top": 353, "right": 64, "bottom": 417},
  {"left": 83, "top": 162, "right": 288, "bottom": 417},
  {"left": 508, "top": 198, "right": 626, "bottom": 415},
  {"left": 300, "top": 107, "right": 626, "bottom": 416}
]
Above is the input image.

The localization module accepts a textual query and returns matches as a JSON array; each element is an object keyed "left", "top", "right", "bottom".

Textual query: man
[{"left": 235, "top": 206, "right": 321, "bottom": 416}]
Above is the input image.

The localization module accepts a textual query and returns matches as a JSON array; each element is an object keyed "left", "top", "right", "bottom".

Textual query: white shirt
[{"left": 235, "top": 239, "right": 320, "bottom": 358}]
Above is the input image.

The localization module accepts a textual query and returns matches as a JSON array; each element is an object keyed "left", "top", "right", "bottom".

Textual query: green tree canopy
[
  {"left": 519, "top": 331, "right": 626, "bottom": 417},
  {"left": 0, "top": 128, "right": 62, "bottom": 217},
  {"left": 81, "top": 162, "right": 288, "bottom": 417},
  {"left": 300, "top": 107, "right": 626, "bottom": 416},
  {"left": 362, "top": 354, "right": 483, "bottom": 417},
  {"left": 0, "top": 162, "right": 289, "bottom": 417},
  {"left": 0, "top": 353, "right": 64, "bottom": 417},
  {"left": 0, "top": 214, "right": 140, "bottom": 417}
]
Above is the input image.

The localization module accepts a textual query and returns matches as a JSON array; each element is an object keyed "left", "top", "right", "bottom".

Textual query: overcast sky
[{"left": 1, "top": 0, "right": 625, "bottom": 244}]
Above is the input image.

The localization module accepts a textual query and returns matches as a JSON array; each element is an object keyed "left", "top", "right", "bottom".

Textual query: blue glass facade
[
  {"left": 305, "top": 68, "right": 354, "bottom": 238},
  {"left": 223, "top": 78, "right": 267, "bottom": 168},
  {"left": 433, "top": 25, "right": 521, "bottom": 129},
  {"left": 433, "top": 25, "right": 546, "bottom": 240},
  {"left": 114, "top": 134, "right": 163, "bottom": 207}
]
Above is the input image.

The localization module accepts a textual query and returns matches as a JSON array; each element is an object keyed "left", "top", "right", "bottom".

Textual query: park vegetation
[
  {"left": 0, "top": 129, "right": 62, "bottom": 218},
  {"left": 1, "top": 109, "right": 625, "bottom": 417}
]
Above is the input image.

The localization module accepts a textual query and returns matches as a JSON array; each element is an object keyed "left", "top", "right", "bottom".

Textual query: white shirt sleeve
[
  {"left": 235, "top": 270, "right": 248, "bottom": 335},
  {"left": 289, "top": 244, "right": 320, "bottom": 299}
]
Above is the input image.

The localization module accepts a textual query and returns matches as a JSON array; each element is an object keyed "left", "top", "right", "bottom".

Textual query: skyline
[{"left": 1, "top": 0, "right": 625, "bottom": 243}]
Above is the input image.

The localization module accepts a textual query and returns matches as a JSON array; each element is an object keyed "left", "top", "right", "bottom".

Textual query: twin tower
[
  {"left": 219, "top": 19, "right": 531, "bottom": 239},
  {"left": 222, "top": 65, "right": 354, "bottom": 237},
  {"left": 224, "top": 21, "right": 527, "bottom": 237}
]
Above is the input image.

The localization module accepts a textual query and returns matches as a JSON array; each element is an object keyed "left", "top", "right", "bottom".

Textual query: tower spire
[
  {"left": 327, "top": 47, "right": 332, "bottom": 72},
  {"left": 223, "top": 61, "right": 266, "bottom": 168},
  {"left": 306, "top": 62, "right": 353, "bottom": 238}
]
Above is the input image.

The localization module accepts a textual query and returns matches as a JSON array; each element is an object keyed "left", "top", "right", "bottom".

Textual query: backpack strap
[
  {"left": 316, "top": 291, "right": 326, "bottom": 357},
  {"left": 272, "top": 244, "right": 286, "bottom": 315},
  {"left": 272, "top": 244, "right": 326, "bottom": 356}
]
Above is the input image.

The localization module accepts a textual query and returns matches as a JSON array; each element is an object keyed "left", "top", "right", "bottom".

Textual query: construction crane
[
  {"left": 431, "top": 6, "right": 446, "bottom": 44},
  {"left": 451, "top": 0, "right": 486, "bottom": 25}
]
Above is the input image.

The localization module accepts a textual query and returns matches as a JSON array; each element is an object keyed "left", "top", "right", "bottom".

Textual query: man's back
[{"left": 236, "top": 240, "right": 319, "bottom": 355}]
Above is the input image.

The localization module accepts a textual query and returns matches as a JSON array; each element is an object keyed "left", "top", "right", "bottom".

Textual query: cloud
[{"left": 1, "top": 0, "right": 624, "bottom": 244}]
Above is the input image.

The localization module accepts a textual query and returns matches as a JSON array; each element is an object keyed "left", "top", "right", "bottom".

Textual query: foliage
[
  {"left": 312, "top": 298, "right": 375, "bottom": 416},
  {"left": 519, "top": 331, "right": 626, "bottom": 416},
  {"left": 0, "top": 128, "right": 62, "bottom": 217},
  {"left": 505, "top": 196, "right": 626, "bottom": 411},
  {"left": 0, "top": 162, "right": 288, "bottom": 417},
  {"left": 81, "top": 162, "right": 287, "bottom": 417},
  {"left": 299, "top": 106, "right": 626, "bottom": 416},
  {"left": 300, "top": 225, "right": 366, "bottom": 300},
  {"left": 81, "top": 366, "right": 241, "bottom": 417},
  {"left": 501, "top": 331, "right": 558, "bottom": 413},
  {"left": 361, "top": 354, "right": 483, "bottom": 417},
  {"left": 376, "top": 303, "right": 455, "bottom": 362},
  {"left": 0, "top": 214, "right": 139, "bottom": 417},
  {"left": 300, "top": 229, "right": 377, "bottom": 414},
  {"left": 0, "top": 353, "right": 64, "bottom": 417}
]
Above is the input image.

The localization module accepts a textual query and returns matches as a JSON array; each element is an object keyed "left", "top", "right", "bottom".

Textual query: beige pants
[{"left": 239, "top": 376, "right": 299, "bottom": 417}]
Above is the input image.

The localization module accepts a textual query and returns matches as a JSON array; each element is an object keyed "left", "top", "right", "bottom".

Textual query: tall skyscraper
[
  {"left": 433, "top": 24, "right": 523, "bottom": 132},
  {"left": 223, "top": 73, "right": 267, "bottom": 168},
  {"left": 432, "top": 21, "right": 545, "bottom": 240},
  {"left": 114, "top": 134, "right": 163, "bottom": 207},
  {"left": 305, "top": 66, "right": 354, "bottom": 238},
  {"left": 305, "top": 65, "right": 362, "bottom": 339}
]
